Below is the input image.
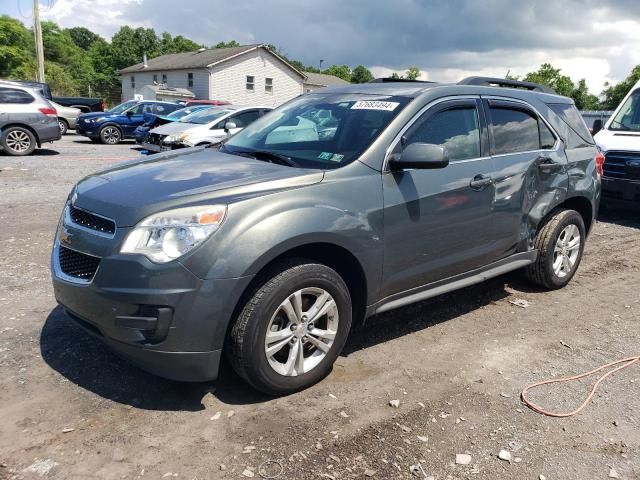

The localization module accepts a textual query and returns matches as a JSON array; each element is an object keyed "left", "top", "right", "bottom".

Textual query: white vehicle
[
  {"left": 144, "top": 105, "right": 271, "bottom": 152},
  {"left": 594, "top": 79, "right": 640, "bottom": 202}
]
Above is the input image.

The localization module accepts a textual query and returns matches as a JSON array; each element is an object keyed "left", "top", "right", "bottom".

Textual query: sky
[{"left": 4, "top": 0, "right": 640, "bottom": 94}]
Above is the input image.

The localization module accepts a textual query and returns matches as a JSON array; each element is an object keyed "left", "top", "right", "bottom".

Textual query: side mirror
[
  {"left": 592, "top": 119, "right": 603, "bottom": 135},
  {"left": 126, "top": 110, "right": 134, "bottom": 117},
  {"left": 224, "top": 121, "right": 237, "bottom": 133},
  {"left": 389, "top": 143, "right": 449, "bottom": 170}
]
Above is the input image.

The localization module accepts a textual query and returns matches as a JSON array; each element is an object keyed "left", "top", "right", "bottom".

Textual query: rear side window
[
  {"left": 230, "top": 110, "right": 261, "bottom": 128},
  {"left": 403, "top": 106, "right": 481, "bottom": 161},
  {"left": 0, "top": 88, "right": 35, "bottom": 104},
  {"left": 490, "top": 106, "right": 555, "bottom": 154},
  {"left": 548, "top": 103, "right": 594, "bottom": 147}
]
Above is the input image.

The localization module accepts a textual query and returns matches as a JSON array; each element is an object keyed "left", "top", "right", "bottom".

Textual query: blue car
[
  {"left": 133, "top": 105, "right": 212, "bottom": 144},
  {"left": 76, "top": 100, "right": 181, "bottom": 144}
]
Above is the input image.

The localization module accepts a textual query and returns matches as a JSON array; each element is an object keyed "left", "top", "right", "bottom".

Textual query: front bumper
[
  {"left": 76, "top": 122, "right": 100, "bottom": 138},
  {"left": 50, "top": 208, "right": 253, "bottom": 382},
  {"left": 602, "top": 176, "right": 640, "bottom": 202}
]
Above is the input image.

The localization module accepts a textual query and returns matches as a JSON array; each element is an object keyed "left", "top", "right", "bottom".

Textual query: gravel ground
[{"left": 0, "top": 134, "right": 639, "bottom": 480}]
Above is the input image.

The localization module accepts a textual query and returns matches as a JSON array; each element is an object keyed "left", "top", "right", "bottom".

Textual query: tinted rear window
[
  {"left": 548, "top": 103, "right": 594, "bottom": 147},
  {"left": 0, "top": 88, "right": 35, "bottom": 104}
]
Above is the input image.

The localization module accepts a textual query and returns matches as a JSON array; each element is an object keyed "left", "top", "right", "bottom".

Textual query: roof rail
[
  {"left": 458, "top": 76, "right": 556, "bottom": 94},
  {"left": 369, "top": 78, "right": 436, "bottom": 84}
]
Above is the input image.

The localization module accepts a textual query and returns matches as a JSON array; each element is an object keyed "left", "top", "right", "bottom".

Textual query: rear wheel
[
  {"left": 58, "top": 118, "right": 68, "bottom": 135},
  {"left": 1, "top": 126, "right": 36, "bottom": 156},
  {"left": 526, "top": 209, "right": 585, "bottom": 289},
  {"left": 99, "top": 125, "right": 121, "bottom": 144},
  {"left": 228, "top": 260, "right": 352, "bottom": 395}
]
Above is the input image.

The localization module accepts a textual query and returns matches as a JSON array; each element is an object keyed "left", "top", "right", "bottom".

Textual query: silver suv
[{"left": 0, "top": 81, "right": 61, "bottom": 156}]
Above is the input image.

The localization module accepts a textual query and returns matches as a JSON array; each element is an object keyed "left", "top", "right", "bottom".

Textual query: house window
[
  {"left": 130, "top": 75, "right": 135, "bottom": 89},
  {"left": 162, "top": 73, "right": 167, "bottom": 84},
  {"left": 246, "top": 75, "right": 255, "bottom": 91},
  {"left": 265, "top": 77, "right": 273, "bottom": 93},
  {"left": 188, "top": 72, "right": 193, "bottom": 88},
  {"left": 153, "top": 74, "right": 158, "bottom": 83}
]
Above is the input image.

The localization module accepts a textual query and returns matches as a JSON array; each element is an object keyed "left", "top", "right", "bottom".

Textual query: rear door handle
[
  {"left": 469, "top": 174, "right": 493, "bottom": 191},
  {"left": 536, "top": 156, "right": 563, "bottom": 173}
]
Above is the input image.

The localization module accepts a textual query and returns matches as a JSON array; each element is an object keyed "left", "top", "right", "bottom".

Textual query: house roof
[
  {"left": 303, "top": 72, "right": 350, "bottom": 87},
  {"left": 120, "top": 44, "right": 306, "bottom": 79},
  {"left": 143, "top": 85, "right": 195, "bottom": 98}
]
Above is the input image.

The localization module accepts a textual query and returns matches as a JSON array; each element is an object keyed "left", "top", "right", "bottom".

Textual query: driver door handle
[
  {"left": 536, "top": 156, "right": 563, "bottom": 173},
  {"left": 470, "top": 174, "right": 493, "bottom": 191}
]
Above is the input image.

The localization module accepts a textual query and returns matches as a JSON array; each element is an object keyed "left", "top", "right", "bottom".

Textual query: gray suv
[
  {"left": 51, "top": 77, "right": 600, "bottom": 395},
  {"left": 0, "top": 81, "right": 61, "bottom": 156}
]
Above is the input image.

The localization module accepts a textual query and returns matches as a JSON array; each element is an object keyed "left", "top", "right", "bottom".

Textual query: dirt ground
[{"left": 0, "top": 135, "right": 639, "bottom": 480}]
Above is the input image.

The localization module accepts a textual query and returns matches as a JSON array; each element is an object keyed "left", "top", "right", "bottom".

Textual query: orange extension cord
[{"left": 521, "top": 356, "right": 640, "bottom": 417}]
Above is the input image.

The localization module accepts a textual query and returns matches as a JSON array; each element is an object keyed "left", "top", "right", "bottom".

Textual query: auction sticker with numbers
[{"left": 351, "top": 100, "right": 400, "bottom": 111}]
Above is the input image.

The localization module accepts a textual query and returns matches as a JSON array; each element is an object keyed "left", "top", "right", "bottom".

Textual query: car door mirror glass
[{"left": 391, "top": 143, "right": 449, "bottom": 170}]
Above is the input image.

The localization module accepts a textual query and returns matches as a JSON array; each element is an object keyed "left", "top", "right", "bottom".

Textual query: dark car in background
[
  {"left": 51, "top": 78, "right": 600, "bottom": 395},
  {"left": 133, "top": 105, "right": 212, "bottom": 144},
  {"left": 76, "top": 100, "right": 181, "bottom": 144},
  {"left": 53, "top": 96, "right": 105, "bottom": 113}
]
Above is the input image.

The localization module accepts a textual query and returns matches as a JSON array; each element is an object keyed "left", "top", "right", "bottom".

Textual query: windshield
[
  {"left": 610, "top": 90, "right": 640, "bottom": 131},
  {"left": 179, "top": 107, "right": 233, "bottom": 124},
  {"left": 108, "top": 100, "right": 138, "bottom": 114},
  {"left": 166, "top": 105, "right": 209, "bottom": 120},
  {"left": 223, "top": 93, "right": 411, "bottom": 168}
]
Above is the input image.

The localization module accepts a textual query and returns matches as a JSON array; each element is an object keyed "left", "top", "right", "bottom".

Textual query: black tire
[
  {"left": 58, "top": 118, "right": 68, "bottom": 136},
  {"left": 526, "top": 209, "right": 585, "bottom": 290},
  {"left": 1, "top": 126, "right": 36, "bottom": 156},
  {"left": 228, "top": 259, "right": 352, "bottom": 395},
  {"left": 99, "top": 125, "right": 122, "bottom": 144}
]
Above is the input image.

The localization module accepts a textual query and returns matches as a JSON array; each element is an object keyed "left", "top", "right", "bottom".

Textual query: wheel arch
[
  {"left": 550, "top": 195, "right": 594, "bottom": 235},
  {"left": 1, "top": 123, "right": 41, "bottom": 147},
  {"left": 99, "top": 122, "right": 123, "bottom": 135}
]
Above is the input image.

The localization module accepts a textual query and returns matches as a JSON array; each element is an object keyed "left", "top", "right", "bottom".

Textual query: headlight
[
  {"left": 120, "top": 205, "right": 226, "bottom": 263},
  {"left": 90, "top": 117, "right": 106, "bottom": 123},
  {"left": 164, "top": 133, "right": 189, "bottom": 143}
]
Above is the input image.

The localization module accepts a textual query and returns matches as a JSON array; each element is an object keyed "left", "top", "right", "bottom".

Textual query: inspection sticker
[{"left": 351, "top": 100, "right": 400, "bottom": 111}]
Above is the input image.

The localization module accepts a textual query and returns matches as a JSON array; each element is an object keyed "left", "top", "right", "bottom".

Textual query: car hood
[
  {"left": 150, "top": 121, "right": 197, "bottom": 136},
  {"left": 595, "top": 129, "right": 640, "bottom": 153},
  {"left": 73, "top": 147, "right": 324, "bottom": 227}
]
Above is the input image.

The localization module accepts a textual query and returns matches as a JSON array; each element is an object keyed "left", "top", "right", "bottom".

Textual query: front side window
[
  {"left": 609, "top": 90, "right": 640, "bottom": 132},
  {"left": 223, "top": 93, "right": 412, "bottom": 169},
  {"left": 265, "top": 78, "right": 273, "bottom": 93},
  {"left": 490, "top": 107, "right": 541, "bottom": 155},
  {"left": 108, "top": 100, "right": 138, "bottom": 114},
  {"left": 246, "top": 76, "right": 255, "bottom": 91},
  {"left": 401, "top": 106, "right": 481, "bottom": 161},
  {"left": 228, "top": 110, "right": 261, "bottom": 128},
  {"left": 0, "top": 87, "right": 34, "bottom": 104}
]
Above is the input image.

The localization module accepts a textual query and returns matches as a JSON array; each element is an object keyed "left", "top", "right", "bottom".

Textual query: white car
[
  {"left": 594, "top": 78, "right": 640, "bottom": 202},
  {"left": 50, "top": 102, "right": 81, "bottom": 135},
  {"left": 144, "top": 105, "right": 272, "bottom": 152}
]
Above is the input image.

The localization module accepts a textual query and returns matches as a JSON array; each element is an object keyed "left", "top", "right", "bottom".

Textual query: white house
[{"left": 120, "top": 44, "right": 347, "bottom": 107}]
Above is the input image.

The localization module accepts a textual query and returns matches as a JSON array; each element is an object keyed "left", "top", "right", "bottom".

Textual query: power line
[{"left": 17, "top": 0, "right": 32, "bottom": 19}]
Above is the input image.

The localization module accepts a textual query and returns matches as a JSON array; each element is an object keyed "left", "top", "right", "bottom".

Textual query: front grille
[
  {"left": 604, "top": 151, "right": 640, "bottom": 180},
  {"left": 69, "top": 205, "right": 115, "bottom": 235},
  {"left": 58, "top": 245, "right": 101, "bottom": 281}
]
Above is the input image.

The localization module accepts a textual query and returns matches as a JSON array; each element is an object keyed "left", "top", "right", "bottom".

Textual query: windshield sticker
[
  {"left": 318, "top": 152, "right": 333, "bottom": 160},
  {"left": 351, "top": 100, "right": 400, "bottom": 111},
  {"left": 329, "top": 153, "right": 344, "bottom": 162}
]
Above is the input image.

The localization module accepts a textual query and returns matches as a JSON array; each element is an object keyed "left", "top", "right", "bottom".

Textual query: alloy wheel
[
  {"left": 102, "top": 127, "right": 120, "bottom": 144},
  {"left": 553, "top": 224, "right": 581, "bottom": 278},
  {"left": 6, "top": 130, "right": 32, "bottom": 153},
  {"left": 264, "top": 287, "right": 339, "bottom": 377}
]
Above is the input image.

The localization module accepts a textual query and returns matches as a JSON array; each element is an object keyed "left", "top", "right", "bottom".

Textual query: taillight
[
  {"left": 39, "top": 107, "right": 57, "bottom": 117},
  {"left": 595, "top": 150, "right": 605, "bottom": 177},
  {"left": 98, "top": 99, "right": 105, "bottom": 111}
]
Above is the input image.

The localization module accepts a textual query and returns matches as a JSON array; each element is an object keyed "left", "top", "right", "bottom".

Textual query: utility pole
[{"left": 33, "top": 0, "right": 45, "bottom": 83}]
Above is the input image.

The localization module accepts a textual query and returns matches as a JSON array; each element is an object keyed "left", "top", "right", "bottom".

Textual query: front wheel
[
  {"left": 58, "top": 118, "right": 68, "bottom": 135},
  {"left": 228, "top": 260, "right": 352, "bottom": 395},
  {"left": 99, "top": 125, "right": 121, "bottom": 144},
  {"left": 526, "top": 209, "right": 586, "bottom": 290}
]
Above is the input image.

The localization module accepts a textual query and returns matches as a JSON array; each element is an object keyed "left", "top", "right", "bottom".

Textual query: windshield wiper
[
  {"left": 223, "top": 147, "right": 298, "bottom": 167},
  {"left": 610, "top": 120, "right": 631, "bottom": 131}
]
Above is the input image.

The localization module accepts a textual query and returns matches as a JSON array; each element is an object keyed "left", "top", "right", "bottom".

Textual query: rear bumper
[
  {"left": 36, "top": 121, "right": 62, "bottom": 143},
  {"left": 602, "top": 176, "right": 640, "bottom": 202}
]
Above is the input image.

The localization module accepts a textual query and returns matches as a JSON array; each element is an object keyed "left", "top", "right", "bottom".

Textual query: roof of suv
[{"left": 314, "top": 78, "right": 572, "bottom": 104}]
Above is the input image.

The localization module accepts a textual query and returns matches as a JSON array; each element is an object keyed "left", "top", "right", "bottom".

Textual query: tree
[
  {"left": 601, "top": 65, "right": 640, "bottom": 110},
  {"left": 67, "top": 27, "right": 102, "bottom": 50},
  {"left": 214, "top": 40, "right": 240, "bottom": 49},
  {"left": 322, "top": 64, "right": 351, "bottom": 82},
  {"left": 0, "top": 15, "right": 32, "bottom": 77},
  {"left": 405, "top": 66, "right": 421, "bottom": 81},
  {"left": 390, "top": 72, "right": 401, "bottom": 79},
  {"left": 523, "top": 63, "right": 574, "bottom": 97},
  {"left": 572, "top": 79, "right": 600, "bottom": 110},
  {"left": 350, "top": 65, "right": 374, "bottom": 83}
]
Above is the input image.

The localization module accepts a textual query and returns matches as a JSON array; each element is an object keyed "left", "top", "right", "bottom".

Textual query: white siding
[
  {"left": 209, "top": 49, "right": 303, "bottom": 107},
  {"left": 121, "top": 69, "right": 209, "bottom": 101}
]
